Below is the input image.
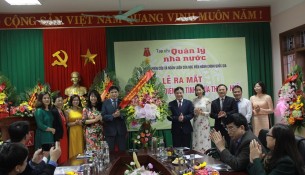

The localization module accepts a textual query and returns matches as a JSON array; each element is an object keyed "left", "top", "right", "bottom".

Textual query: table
[{"left": 59, "top": 149, "right": 248, "bottom": 175}]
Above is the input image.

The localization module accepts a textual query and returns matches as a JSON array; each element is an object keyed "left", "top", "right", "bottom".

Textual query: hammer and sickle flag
[{"left": 51, "top": 50, "right": 68, "bottom": 68}]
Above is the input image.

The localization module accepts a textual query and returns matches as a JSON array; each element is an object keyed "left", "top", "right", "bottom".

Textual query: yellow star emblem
[{"left": 81, "top": 49, "right": 97, "bottom": 65}]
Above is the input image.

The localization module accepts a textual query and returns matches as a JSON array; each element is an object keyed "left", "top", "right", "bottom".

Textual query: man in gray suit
[
  {"left": 210, "top": 113, "right": 262, "bottom": 171},
  {"left": 102, "top": 86, "right": 127, "bottom": 151}
]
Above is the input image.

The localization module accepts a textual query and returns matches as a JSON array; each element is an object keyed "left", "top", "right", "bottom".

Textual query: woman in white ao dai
[{"left": 192, "top": 84, "right": 211, "bottom": 153}]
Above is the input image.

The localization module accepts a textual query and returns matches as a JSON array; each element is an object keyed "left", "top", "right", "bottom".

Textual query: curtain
[
  {"left": 106, "top": 22, "right": 273, "bottom": 147},
  {"left": 0, "top": 30, "right": 44, "bottom": 97},
  {"left": 43, "top": 28, "right": 107, "bottom": 96}
]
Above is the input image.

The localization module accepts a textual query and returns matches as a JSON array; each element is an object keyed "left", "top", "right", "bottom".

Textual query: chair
[
  {"left": 204, "top": 148, "right": 220, "bottom": 160},
  {"left": 295, "top": 135, "right": 305, "bottom": 162},
  {"left": 258, "top": 129, "right": 269, "bottom": 151}
]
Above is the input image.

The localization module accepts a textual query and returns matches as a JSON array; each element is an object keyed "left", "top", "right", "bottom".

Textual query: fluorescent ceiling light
[
  {"left": 176, "top": 16, "right": 199, "bottom": 22},
  {"left": 37, "top": 20, "right": 64, "bottom": 26},
  {"left": 5, "top": 0, "right": 41, "bottom": 5}
]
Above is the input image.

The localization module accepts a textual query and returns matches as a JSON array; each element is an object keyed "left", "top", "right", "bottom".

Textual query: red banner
[
  {"left": 0, "top": 7, "right": 270, "bottom": 29},
  {"left": 100, "top": 81, "right": 113, "bottom": 101},
  {"left": 119, "top": 70, "right": 155, "bottom": 109},
  {"left": 43, "top": 28, "right": 107, "bottom": 95}
]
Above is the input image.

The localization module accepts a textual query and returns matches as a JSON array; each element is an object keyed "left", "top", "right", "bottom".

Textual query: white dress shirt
[{"left": 236, "top": 98, "right": 252, "bottom": 124}]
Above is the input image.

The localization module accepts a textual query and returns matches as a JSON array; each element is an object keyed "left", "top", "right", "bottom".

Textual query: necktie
[
  {"left": 113, "top": 100, "right": 117, "bottom": 109},
  {"left": 233, "top": 141, "right": 241, "bottom": 155},
  {"left": 220, "top": 98, "right": 224, "bottom": 110},
  {"left": 178, "top": 100, "right": 182, "bottom": 109}
]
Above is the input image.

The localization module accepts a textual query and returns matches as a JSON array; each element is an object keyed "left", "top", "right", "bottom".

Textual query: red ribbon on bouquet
[
  {"left": 100, "top": 81, "right": 113, "bottom": 101},
  {"left": 119, "top": 70, "right": 155, "bottom": 109}
]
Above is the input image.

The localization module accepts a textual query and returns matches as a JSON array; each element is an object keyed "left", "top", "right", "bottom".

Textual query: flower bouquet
[
  {"left": 274, "top": 65, "right": 305, "bottom": 128},
  {"left": 89, "top": 69, "right": 120, "bottom": 101},
  {"left": 121, "top": 61, "right": 170, "bottom": 129},
  {"left": 12, "top": 82, "right": 51, "bottom": 117},
  {"left": 11, "top": 101, "right": 34, "bottom": 117},
  {"left": 124, "top": 152, "right": 160, "bottom": 175},
  {"left": 132, "top": 121, "right": 156, "bottom": 148},
  {"left": 179, "top": 161, "right": 219, "bottom": 175},
  {"left": 0, "top": 74, "right": 17, "bottom": 118},
  {"left": 20, "top": 82, "right": 51, "bottom": 108}
]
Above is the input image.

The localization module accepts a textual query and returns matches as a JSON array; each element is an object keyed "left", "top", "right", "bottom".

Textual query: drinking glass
[
  {"left": 151, "top": 137, "right": 157, "bottom": 156},
  {"left": 189, "top": 154, "right": 195, "bottom": 167}
]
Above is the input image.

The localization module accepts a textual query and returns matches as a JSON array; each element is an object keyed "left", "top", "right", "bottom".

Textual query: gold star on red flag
[{"left": 81, "top": 49, "right": 97, "bottom": 65}]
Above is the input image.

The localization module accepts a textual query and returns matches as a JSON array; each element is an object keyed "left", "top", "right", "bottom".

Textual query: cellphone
[{"left": 41, "top": 143, "right": 54, "bottom": 151}]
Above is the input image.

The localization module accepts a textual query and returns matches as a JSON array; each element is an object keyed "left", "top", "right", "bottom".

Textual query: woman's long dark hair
[
  {"left": 68, "top": 94, "right": 83, "bottom": 108},
  {"left": 35, "top": 92, "right": 52, "bottom": 109},
  {"left": 194, "top": 84, "right": 205, "bottom": 96},
  {"left": 266, "top": 124, "right": 305, "bottom": 174},
  {"left": 253, "top": 81, "right": 267, "bottom": 95},
  {"left": 86, "top": 90, "right": 102, "bottom": 111}
]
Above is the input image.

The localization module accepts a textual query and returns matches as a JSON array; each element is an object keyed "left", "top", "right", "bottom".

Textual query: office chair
[{"left": 295, "top": 135, "right": 305, "bottom": 162}]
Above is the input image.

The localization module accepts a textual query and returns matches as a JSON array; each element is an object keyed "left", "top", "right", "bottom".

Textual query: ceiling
[{"left": 0, "top": 0, "right": 304, "bottom": 16}]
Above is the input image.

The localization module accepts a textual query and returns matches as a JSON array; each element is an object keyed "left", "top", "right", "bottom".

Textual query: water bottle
[
  {"left": 159, "top": 138, "right": 166, "bottom": 160},
  {"left": 104, "top": 142, "right": 110, "bottom": 164},
  {"left": 83, "top": 164, "right": 91, "bottom": 175},
  {"left": 151, "top": 137, "right": 157, "bottom": 156}
]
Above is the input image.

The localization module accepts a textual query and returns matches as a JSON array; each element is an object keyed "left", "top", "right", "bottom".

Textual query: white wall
[{"left": 271, "top": 1, "right": 305, "bottom": 123}]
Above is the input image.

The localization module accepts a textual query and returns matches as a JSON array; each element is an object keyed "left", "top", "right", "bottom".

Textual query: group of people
[
  {"left": 1, "top": 70, "right": 305, "bottom": 175},
  {"left": 168, "top": 82, "right": 305, "bottom": 174},
  {"left": 32, "top": 72, "right": 127, "bottom": 166},
  {"left": 168, "top": 81, "right": 273, "bottom": 152},
  {"left": 0, "top": 121, "right": 61, "bottom": 175}
]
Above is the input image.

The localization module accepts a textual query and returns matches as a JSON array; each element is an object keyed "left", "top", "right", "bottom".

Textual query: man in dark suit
[
  {"left": 168, "top": 87, "right": 194, "bottom": 148},
  {"left": 211, "top": 84, "right": 238, "bottom": 144},
  {"left": 102, "top": 85, "right": 127, "bottom": 151},
  {"left": 7, "top": 121, "right": 61, "bottom": 175},
  {"left": 210, "top": 113, "right": 262, "bottom": 171}
]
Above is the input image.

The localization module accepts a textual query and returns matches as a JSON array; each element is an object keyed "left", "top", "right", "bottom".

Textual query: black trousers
[
  {"left": 105, "top": 134, "right": 126, "bottom": 151},
  {"left": 172, "top": 129, "right": 191, "bottom": 148}
]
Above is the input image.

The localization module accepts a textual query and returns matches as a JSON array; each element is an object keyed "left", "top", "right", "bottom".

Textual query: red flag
[{"left": 43, "top": 28, "right": 107, "bottom": 95}]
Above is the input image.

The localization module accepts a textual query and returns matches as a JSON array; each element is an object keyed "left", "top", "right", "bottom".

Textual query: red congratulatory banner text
[
  {"left": 119, "top": 70, "right": 155, "bottom": 109},
  {"left": 0, "top": 7, "right": 270, "bottom": 29}
]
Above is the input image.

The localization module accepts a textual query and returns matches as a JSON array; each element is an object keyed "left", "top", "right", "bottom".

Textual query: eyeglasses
[
  {"left": 227, "top": 125, "right": 239, "bottom": 131},
  {"left": 266, "top": 133, "right": 274, "bottom": 138}
]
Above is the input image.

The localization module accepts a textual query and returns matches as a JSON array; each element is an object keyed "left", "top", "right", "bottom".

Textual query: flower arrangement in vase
[
  {"left": 275, "top": 65, "right": 305, "bottom": 130},
  {"left": 132, "top": 120, "right": 156, "bottom": 149}
]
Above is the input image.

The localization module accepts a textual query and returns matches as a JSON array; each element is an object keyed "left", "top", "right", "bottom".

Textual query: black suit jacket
[
  {"left": 102, "top": 99, "right": 127, "bottom": 137},
  {"left": 18, "top": 160, "right": 56, "bottom": 175},
  {"left": 219, "top": 130, "right": 261, "bottom": 171},
  {"left": 210, "top": 96, "right": 238, "bottom": 128},
  {"left": 51, "top": 107, "right": 64, "bottom": 141},
  {"left": 168, "top": 99, "right": 194, "bottom": 134}
]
